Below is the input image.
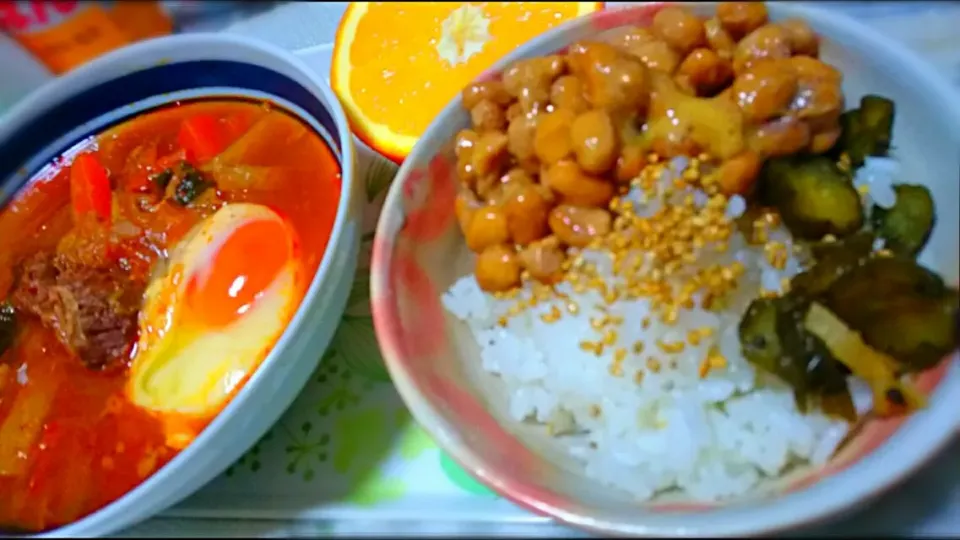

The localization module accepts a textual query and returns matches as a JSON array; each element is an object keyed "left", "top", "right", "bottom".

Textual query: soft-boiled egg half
[{"left": 128, "top": 203, "right": 305, "bottom": 448}]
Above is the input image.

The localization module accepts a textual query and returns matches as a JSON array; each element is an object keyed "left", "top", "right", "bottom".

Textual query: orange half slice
[{"left": 331, "top": 1, "right": 604, "bottom": 163}]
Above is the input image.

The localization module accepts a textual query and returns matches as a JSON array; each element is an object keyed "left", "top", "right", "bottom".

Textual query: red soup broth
[{"left": 0, "top": 99, "right": 341, "bottom": 532}]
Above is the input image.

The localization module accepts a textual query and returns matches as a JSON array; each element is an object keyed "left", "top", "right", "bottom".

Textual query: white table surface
[{"left": 9, "top": 1, "right": 957, "bottom": 537}]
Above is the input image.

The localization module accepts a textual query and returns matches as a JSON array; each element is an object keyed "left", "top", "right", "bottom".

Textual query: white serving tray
[{"left": 120, "top": 3, "right": 960, "bottom": 536}]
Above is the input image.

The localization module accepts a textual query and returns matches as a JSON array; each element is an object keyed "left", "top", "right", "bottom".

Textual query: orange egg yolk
[{"left": 186, "top": 217, "right": 294, "bottom": 328}]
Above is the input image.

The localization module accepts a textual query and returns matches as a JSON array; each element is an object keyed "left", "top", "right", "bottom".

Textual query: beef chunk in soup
[{"left": 11, "top": 252, "right": 145, "bottom": 371}]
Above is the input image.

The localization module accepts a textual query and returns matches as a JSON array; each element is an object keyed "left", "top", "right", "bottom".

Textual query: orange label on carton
[{"left": 0, "top": 0, "right": 173, "bottom": 75}]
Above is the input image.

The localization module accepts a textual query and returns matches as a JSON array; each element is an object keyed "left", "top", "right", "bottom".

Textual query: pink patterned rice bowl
[{"left": 371, "top": 2, "right": 960, "bottom": 536}]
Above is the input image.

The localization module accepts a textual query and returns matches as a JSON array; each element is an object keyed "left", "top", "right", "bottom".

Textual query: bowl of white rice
[{"left": 370, "top": 1, "right": 960, "bottom": 536}]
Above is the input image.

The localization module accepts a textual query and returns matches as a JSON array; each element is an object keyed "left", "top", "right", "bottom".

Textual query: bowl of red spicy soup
[{"left": 0, "top": 33, "right": 360, "bottom": 536}]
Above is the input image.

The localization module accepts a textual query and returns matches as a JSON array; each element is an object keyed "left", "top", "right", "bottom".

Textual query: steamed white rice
[{"left": 442, "top": 156, "right": 898, "bottom": 501}]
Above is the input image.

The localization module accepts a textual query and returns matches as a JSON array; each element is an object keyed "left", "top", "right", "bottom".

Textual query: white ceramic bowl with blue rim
[{"left": 0, "top": 33, "right": 361, "bottom": 538}]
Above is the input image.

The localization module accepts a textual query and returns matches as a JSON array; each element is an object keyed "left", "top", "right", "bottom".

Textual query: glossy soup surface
[{"left": 0, "top": 100, "right": 341, "bottom": 532}]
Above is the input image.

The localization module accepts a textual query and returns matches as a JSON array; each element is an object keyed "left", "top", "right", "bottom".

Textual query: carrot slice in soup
[
  {"left": 0, "top": 360, "right": 63, "bottom": 477},
  {"left": 45, "top": 422, "right": 93, "bottom": 526},
  {"left": 15, "top": 420, "right": 65, "bottom": 530},
  {"left": 69, "top": 153, "right": 112, "bottom": 224}
]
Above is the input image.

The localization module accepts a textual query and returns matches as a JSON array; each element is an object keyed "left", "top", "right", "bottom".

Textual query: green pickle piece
[
  {"left": 738, "top": 296, "right": 853, "bottom": 419},
  {"left": 791, "top": 232, "right": 875, "bottom": 297},
  {"left": 758, "top": 156, "right": 864, "bottom": 241},
  {"left": 871, "top": 184, "right": 935, "bottom": 257},
  {"left": 835, "top": 94, "right": 896, "bottom": 167},
  {"left": 824, "top": 257, "right": 959, "bottom": 373}
]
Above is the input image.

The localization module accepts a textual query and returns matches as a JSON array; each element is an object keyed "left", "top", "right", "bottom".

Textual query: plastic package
[{"left": 0, "top": 1, "right": 278, "bottom": 75}]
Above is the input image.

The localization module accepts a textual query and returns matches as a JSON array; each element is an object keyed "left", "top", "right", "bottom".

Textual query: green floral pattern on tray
[
  {"left": 203, "top": 145, "right": 499, "bottom": 513},
  {"left": 440, "top": 453, "right": 497, "bottom": 497}
]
